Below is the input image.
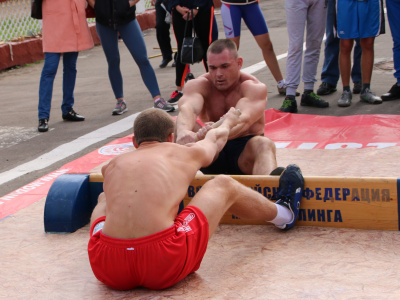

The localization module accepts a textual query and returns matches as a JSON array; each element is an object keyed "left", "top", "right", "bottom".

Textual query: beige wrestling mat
[{"left": 1, "top": 146, "right": 400, "bottom": 298}]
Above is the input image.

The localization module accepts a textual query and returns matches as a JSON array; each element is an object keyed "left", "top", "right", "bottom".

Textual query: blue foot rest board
[{"left": 44, "top": 174, "right": 100, "bottom": 233}]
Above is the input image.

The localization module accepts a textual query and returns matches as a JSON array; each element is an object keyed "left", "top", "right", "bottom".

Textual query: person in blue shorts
[
  {"left": 220, "top": 0, "right": 286, "bottom": 95},
  {"left": 336, "top": 0, "right": 385, "bottom": 107},
  {"left": 381, "top": 0, "right": 400, "bottom": 101},
  {"left": 317, "top": 0, "right": 362, "bottom": 96}
]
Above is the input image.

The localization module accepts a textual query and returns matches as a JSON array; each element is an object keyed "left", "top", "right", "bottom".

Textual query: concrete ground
[{"left": 0, "top": 2, "right": 400, "bottom": 299}]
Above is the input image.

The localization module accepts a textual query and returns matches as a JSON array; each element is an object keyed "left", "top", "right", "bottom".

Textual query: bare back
[{"left": 101, "top": 142, "right": 204, "bottom": 239}]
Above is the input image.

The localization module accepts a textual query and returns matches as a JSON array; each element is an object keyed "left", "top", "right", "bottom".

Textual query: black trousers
[
  {"left": 155, "top": 0, "right": 173, "bottom": 60},
  {"left": 172, "top": 7, "right": 217, "bottom": 87}
]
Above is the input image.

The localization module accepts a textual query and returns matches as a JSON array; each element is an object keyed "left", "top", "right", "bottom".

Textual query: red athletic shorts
[{"left": 88, "top": 205, "right": 209, "bottom": 290}]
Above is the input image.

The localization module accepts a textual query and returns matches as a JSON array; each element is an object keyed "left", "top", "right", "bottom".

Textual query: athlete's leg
[
  {"left": 189, "top": 175, "right": 278, "bottom": 237},
  {"left": 237, "top": 136, "right": 278, "bottom": 175}
]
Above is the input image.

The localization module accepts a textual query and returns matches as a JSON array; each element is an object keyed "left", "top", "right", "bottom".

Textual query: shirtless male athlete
[
  {"left": 175, "top": 38, "right": 279, "bottom": 175},
  {"left": 88, "top": 107, "right": 304, "bottom": 290}
]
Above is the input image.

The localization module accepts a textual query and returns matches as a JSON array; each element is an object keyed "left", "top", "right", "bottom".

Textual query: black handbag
[
  {"left": 180, "top": 10, "right": 204, "bottom": 65},
  {"left": 31, "top": 0, "right": 43, "bottom": 20}
]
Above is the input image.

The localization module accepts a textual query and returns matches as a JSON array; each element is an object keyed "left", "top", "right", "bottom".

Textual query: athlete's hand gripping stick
[{"left": 195, "top": 109, "right": 241, "bottom": 141}]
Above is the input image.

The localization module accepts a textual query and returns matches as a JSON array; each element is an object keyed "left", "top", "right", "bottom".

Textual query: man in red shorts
[{"left": 88, "top": 107, "right": 304, "bottom": 290}]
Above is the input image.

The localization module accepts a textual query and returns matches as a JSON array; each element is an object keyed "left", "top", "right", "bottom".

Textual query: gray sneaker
[
  {"left": 338, "top": 90, "right": 352, "bottom": 107},
  {"left": 112, "top": 99, "right": 128, "bottom": 115},
  {"left": 360, "top": 88, "right": 382, "bottom": 104},
  {"left": 154, "top": 98, "right": 175, "bottom": 112}
]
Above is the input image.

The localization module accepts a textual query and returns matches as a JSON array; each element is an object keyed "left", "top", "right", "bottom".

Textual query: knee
[
  {"left": 361, "top": 39, "right": 374, "bottom": 52},
  {"left": 340, "top": 41, "right": 354, "bottom": 54},
  {"left": 260, "top": 40, "right": 274, "bottom": 53},
  {"left": 207, "top": 175, "right": 237, "bottom": 193},
  {"left": 253, "top": 136, "right": 276, "bottom": 154},
  {"left": 97, "top": 192, "right": 106, "bottom": 205}
]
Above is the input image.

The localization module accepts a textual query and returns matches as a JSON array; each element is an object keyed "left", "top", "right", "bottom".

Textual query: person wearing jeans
[
  {"left": 317, "top": 0, "right": 362, "bottom": 96},
  {"left": 381, "top": 0, "right": 400, "bottom": 101},
  {"left": 90, "top": 0, "right": 174, "bottom": 113},
  {"left": 39, "top": 52, "right": 79, "bottom": 121},
  {"left": 37, "top": 0, "right": 94, "bottom": 132}
]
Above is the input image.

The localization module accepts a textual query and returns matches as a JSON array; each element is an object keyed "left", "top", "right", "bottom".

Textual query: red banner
[{"left": 265, "top": 109, "right": 400, "bottom": 149}]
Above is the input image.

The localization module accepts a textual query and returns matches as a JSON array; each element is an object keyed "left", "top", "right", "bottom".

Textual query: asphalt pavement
[{"left": 0, "top": 1, "right": 398, "bottom": 197}]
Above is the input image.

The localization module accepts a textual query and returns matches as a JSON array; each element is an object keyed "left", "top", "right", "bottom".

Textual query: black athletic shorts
[{"left": 200, "top": 135, "right": 255, "bottom": 175}]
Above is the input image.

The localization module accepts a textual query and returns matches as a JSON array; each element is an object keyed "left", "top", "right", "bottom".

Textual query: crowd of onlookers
[{"left": 36, "top": 0, "right": 400, "bottom": 133}]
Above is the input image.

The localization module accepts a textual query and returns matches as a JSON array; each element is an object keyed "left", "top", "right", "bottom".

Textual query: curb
[{"left": 0, "top": 9, "right": 156, "bottom": 71}]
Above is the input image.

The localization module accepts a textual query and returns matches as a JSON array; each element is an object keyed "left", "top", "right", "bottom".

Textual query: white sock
[
  {"left": 268, "top": 203, "right": 293, "bottom": 227},
  {"left": 277, "top": 79, "right": 286, "bottom": 89}
]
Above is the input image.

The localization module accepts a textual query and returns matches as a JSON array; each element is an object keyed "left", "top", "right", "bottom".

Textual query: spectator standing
[
  {"left": 151, "top": 0, "right": 176, "bottom": 68},
  {"left": 167, "top": 0, "right": 217, "bottom": 104},
  {"left": 336, "top": 0, "right": 385, "bottom": 107},
  {"left": 317, "top": 0, "right": 362, "bottom": 96},
  {"left": 89, "top": 0, "right": 175, "bottom": 113},
  {"left": 37, "top": 0, "right": 94, "bottom": 132},
  {"left": 220, "top": 0, "right": 287, "bottom": 95},
  {"left": 279, "top": 0, "right": 329, "bottom": 113},
  {"left": 381, "top": 0, "right": 400, "bottom": 101}
]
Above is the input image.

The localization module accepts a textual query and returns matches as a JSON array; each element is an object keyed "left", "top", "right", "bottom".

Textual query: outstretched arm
[
  {"left": 191, "top": 108, "right": 241, "bottom": 167},
  {"left": 175, "top": 79, "right": 207, "bottom": 145},
  {"left": 227, "top": 80, "right": 267, "bottom": 139}
]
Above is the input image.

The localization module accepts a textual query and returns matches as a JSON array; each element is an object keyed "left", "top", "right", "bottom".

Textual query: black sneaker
[
  {"left": 317, "top": 82, "right": 337, "bottom": 95},
  {"left": 168, "top": 90, "right": 183, "bottom": 104},
  {"left": 301, "top": 91, "right": 329, "bottom": 108},
  {"left": 279, "top": 97, "right": 298, "bottom": 113},
  {"left": 381, "top": 83, "right": 400, "bottom": 101},
  {"left": 38, "top": 119, "right": 49, "bottom": 132},
  {"left": 154, "top": 98, "right": 175, "bottom": 112},
  {"left": 185, "top": 72, "right": 195, "bottom": 83},
  {"left": 62, "top": 109, "right": 85, "bottom": 121},
  {"left": 275, "top": 164, "right": 304, "bottom": 230},
  {"left": 352, "top": 81, "right": 362, "bottom": 94},
  {"left": 270, "top": 167, "right": 285, "bottom": 176}
]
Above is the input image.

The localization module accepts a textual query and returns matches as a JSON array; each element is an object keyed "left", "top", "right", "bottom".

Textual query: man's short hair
[
  {"left": 134, "top": 108, "right": 175, "bottom": 145},
  {"left": 207, "top": 39, "right": 238, "bottom": 59}
]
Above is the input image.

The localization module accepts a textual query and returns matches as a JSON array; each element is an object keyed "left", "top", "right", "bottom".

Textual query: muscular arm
[
  {"left": 188, "top": 107, "right": 240, "bottom": 167},
  {"left": 228, "top": 80, "right": 267, "bottom": 139},
  {"left": 175, "top": 79, "right": 207, "bottom": 144}
]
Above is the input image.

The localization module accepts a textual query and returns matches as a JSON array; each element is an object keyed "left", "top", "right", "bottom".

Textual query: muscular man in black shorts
[{"left": 175, "top": 39, "right": 280, "bottom": 175}]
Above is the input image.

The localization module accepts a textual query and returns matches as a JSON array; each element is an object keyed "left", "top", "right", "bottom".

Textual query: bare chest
[{"left": 202, "top": 91, "right": 240, "bottom": 122}]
